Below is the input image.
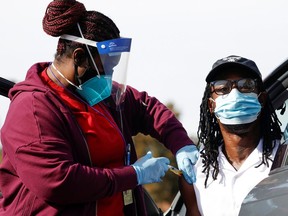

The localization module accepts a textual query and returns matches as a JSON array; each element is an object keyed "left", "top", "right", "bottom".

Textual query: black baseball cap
[{"left": 206, "top": 55, "right": 262, "bottom": 82}]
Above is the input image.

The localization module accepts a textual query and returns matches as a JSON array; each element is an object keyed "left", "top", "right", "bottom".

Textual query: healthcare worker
[{"left": 0, "top": 0, "right": 198, "bottom": 215}]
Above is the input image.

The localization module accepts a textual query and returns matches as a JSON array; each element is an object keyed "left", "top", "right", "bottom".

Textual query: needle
[{"left": 168, "top": 165, "right": 182, "bottom": 176}]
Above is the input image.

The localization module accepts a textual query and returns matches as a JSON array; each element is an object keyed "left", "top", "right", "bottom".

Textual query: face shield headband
[{"left": 60, "top": 24, "right": 132, "bottom": 106}]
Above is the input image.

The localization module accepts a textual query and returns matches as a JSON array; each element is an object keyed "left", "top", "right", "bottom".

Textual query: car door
[{"left": 239, "top": 58, "right": 288, "bottom": 216}]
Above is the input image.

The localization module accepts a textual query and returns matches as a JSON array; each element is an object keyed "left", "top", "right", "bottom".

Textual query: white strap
[{"left": 60, "top": 34, "right": 97, "bottom": 48}]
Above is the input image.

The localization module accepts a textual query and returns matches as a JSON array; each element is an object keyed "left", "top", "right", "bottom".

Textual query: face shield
[
  {"left": 60, "top": 28, "right": 131, "bottom": 107},
  {"left": 97, "top": 38, "right": 131, "bottom": 106}
]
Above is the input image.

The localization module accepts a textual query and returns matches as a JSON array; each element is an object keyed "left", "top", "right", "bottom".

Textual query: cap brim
[{"left": 205, "top": 63, "right": 261, "bottom": 82}]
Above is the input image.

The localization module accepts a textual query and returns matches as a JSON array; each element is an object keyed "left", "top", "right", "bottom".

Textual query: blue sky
[{"left": 1, "top": 0, "right": 288, "bottom": 138}]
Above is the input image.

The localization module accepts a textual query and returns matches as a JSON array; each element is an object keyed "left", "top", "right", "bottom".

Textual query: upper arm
[{"left": 179, "top": 176, "right": 201, "bottom": 216}]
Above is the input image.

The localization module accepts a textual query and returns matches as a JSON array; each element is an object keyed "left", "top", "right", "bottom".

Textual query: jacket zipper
[{"left": 70, "top": 112, "right": 97, "bottom": 215}]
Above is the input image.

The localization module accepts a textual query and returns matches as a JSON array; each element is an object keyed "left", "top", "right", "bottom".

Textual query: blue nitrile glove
[
  {"left": 176, "top": 145, "right": 199, "bottom": 184},
  {"left": 132, "top": 151, "right": 170, "bottom": 185}
]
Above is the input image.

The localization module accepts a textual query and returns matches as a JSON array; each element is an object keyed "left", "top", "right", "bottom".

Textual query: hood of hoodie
[{"left": 9, "top": 62, "right": 51, "bottom": 100}]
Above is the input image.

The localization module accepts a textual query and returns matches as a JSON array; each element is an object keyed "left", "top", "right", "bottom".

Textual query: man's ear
[
  {"left": 208, "top": 98, "right": 215, "bottom": 114},
  {"left": 73, "top": 48, "right": 87, "bottom": 67}
]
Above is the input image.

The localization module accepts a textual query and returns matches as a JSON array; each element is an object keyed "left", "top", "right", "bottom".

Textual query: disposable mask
[
  {"left": 76, "top": 75, "right": 112, "bottom": 106},
  {"left": 212, "top": 89, "right": 261, "bottom": 125}
]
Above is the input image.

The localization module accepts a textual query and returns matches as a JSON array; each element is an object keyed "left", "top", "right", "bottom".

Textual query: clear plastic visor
[
  {"left": 60, "top": 34, "right": 132, "bottom": 106},
  {"left": 97, "top": 38, "right": 131, "bottom": 106}
]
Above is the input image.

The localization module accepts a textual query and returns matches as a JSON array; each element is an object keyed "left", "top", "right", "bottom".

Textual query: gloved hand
[
  {"left": 176, "top": 145, "right": 199, "bottom": 184},
  {"left": 132, "top": 151, "right": 170, "bottom": 185}
]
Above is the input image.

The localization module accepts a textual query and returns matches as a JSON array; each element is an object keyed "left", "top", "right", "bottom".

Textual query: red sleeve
[{"left": 123, "top": 85, "right": 195, "bottom": 155}]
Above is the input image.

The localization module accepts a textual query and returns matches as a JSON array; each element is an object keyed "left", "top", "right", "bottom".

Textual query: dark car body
[
  {"left": 239, "top": 166, "right": 288, "bottom": 216},
  {"left": 164, "top": 58, "right": 288, "bottom": 216}
]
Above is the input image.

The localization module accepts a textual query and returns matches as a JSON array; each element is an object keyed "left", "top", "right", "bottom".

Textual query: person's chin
[{"left": 222, "top": 122, "right": 255, "bottom": 135}]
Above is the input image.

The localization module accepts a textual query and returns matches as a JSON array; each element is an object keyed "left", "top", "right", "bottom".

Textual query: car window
[{"left": 275, "top": 98, "right": 288, "bottom": 143}]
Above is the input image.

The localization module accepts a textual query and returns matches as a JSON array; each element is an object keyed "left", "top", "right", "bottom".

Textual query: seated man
[{"left": 181, "top": 55, "right": 282, "bottom": 216}]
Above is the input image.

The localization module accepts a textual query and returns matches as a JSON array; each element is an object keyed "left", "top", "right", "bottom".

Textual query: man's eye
[{"left": 216, "top": 86, "right": 229, "bottom": 93}]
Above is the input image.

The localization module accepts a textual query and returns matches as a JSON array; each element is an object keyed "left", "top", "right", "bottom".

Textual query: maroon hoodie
[{"left": 0, "top": 62, "right": 193, "bottom": 215}]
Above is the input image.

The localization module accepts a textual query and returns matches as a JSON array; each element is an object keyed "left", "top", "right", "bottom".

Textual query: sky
[{"left": 1, "top": 0, "right": 288, "bottom": 139}]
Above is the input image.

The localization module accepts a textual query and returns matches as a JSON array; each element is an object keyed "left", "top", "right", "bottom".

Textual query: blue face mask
[
  {"left": 76, "top": 75, "right": 112, "bottom": 106},
  {"left": 212, "top": 89, "right": 261, "bottom": 125}
]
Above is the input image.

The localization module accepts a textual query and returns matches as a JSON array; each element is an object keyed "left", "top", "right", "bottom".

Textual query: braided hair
[
  {"left": 42, "top": 0, "right": 120, "bottom": 58},
  {"left": 197, "top": 78, "right": 282, "bottom": 188}
]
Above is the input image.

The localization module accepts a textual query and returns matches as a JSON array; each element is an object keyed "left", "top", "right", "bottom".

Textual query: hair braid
[
  {"left": 42, "top": 0, "right": 86, "bottom": 37},
  {"left": 42, "top": 0, "right": 120, "bottom": 57},
  {"left": 197, "top": 84, "right": 222, "bottom": 187},
  {"left": 256, "top": 95, "right": 282, "bottom": 167},
  {"left": 80, "top": 11, "right": 120, "bottom": 41}
]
